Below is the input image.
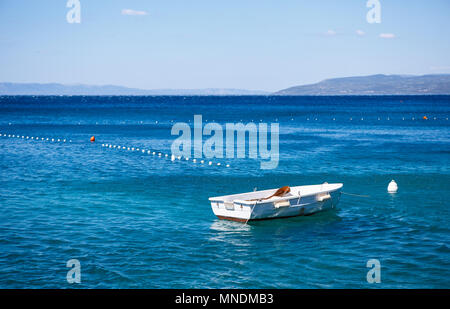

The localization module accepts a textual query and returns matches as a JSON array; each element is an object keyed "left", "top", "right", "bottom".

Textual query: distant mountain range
[
  {"left": 275, "top": 74, "right": 450, "bottom": 95},
  {"left": 0, "top": 83, "right": 269, "bottom": 96},
  {"left": 1, "top": 74, "right": 450, "bottom": 96}
]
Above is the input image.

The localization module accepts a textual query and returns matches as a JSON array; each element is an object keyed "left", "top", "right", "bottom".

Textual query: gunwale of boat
[{"left": 209, "top": 183, "right": 343, "bottom": 206}]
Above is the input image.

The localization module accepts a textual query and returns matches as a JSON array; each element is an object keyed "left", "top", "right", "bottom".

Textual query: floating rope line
[
  {"left": 261, "top": 116, "right": 448, "bottom": 122},
  {"left": 341, "top": 192, "right": 371, "bottom": 198},
  {"left": 100, "top": 142, "right": 231, "bottom": 169},
  {"left": 0, "top": 133, "right": 71, "bottom": 143},
  {"left": 0, "top": 133, "right": 232, "bottom": 168},
  {"left": 130, "top": 116, "right": 448, "bottom": 124}
]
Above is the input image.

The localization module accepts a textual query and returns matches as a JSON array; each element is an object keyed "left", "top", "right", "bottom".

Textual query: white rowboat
[{"left": 209, "top": 183, "right": 343, "bottom": 222}]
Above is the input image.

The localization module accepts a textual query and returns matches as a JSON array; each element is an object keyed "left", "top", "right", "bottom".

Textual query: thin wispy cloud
[
  {"left": 325, "top": 29, "right": 337, "bottom": 36},
  {"left": 356, "top": 30, "right": 365, "bottom": 36},
  {"left": 379, "top": 33, "right": 396, "bottom": 39},
  {"left": 121, "top": 9, "right": 148, "bottom": 16}
]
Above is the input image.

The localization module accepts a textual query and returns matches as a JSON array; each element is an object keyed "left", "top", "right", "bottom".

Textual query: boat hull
[{"left": 210, "top": 184, "right": 342, "bottom": 223}]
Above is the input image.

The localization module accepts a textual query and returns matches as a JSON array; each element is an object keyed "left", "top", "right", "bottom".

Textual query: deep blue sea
[{"left": 0, "top": 95, "right": 449, "bottom": 288}]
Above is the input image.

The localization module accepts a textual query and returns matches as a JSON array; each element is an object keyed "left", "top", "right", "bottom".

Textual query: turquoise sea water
[{"left": 0, "top": 95, "right": 449, "bottom": 288}]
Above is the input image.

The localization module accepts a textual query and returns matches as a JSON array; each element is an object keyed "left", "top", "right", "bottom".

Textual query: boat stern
[{"left": 209, "top": 199, "right": 253, "bottom": 223}]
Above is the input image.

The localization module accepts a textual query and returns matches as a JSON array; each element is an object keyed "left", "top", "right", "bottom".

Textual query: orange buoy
[
  {"left": 90, "top": 136, "right": 95, "bottom": 142},
  {"left": 423, "top": 116, "right": 428, "bottom": 120}
]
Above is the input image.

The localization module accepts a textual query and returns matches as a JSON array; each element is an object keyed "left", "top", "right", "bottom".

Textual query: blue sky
[{"left": 0, "top": 0, "right": 449, "bottom": 91}]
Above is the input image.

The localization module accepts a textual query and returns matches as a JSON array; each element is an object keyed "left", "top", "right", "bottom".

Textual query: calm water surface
[{"left": 0, "top": 95, "right": 449, "bottom": 288}]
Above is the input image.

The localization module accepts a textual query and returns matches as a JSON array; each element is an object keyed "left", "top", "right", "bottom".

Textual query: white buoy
[
  {"left": 171, "top": 154, "right": 175, "bottom": 161},
  {"left": 387, "top": 180, "right": 398, "bottom": 193}
]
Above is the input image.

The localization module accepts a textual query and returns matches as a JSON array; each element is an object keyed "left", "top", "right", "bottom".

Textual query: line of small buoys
[
  {"left": 284, "top": 116, "right": 448, "bottom": 122},
  {"left": 246, "top": 116, "right": 447, "bottom": 122},
  {"left": 101, "top": 116, "right": 449, "bottom": 125},
  {"left": 5, "top": 117, "right": 447, "bottom": 131},
  {"left": 100, "top": 143, "right": 231, "bottom": 168},
  {"left": 0, "top": 133, "right": 71, "bottom": 143},
  {"left": 305, "top": 116, "right": 447, "bottom": 121}
]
